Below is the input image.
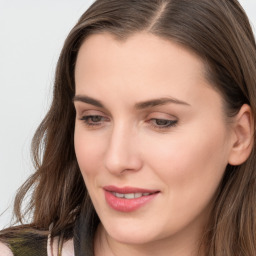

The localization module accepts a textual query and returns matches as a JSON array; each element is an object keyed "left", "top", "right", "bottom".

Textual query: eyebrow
[
  {"left": 135, "top": 97, "right": 190, "bottom": 109},
  {"left": 73, "top": 95, "right": 190, "bottom": 109},
  {"left": 73, "top": 95, "right": 105, "bottom": 108}
]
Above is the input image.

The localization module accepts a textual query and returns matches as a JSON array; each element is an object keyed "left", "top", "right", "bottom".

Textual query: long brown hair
[{"left": 3, "top": 0, "right": 256, "bottom": 255}]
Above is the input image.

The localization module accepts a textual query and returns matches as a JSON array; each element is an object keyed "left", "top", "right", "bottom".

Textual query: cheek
[
  {"left": 74, "top": 125, "right": 105, "bottom": 179},
  {"left": 143, "top": 124, "right": 230, "bottom": 206}
]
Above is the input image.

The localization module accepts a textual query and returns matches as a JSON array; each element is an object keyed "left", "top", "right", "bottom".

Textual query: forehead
[
  {"left": 74, "top": 32, "right": 218, "bottom": 109},
  {"left": 77, "top": 32, "right": 204, "bottom": 71}
]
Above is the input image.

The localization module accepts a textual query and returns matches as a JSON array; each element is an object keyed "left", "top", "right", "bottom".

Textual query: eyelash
[
  {"left": 147, "top": 118, "right": 178, "bottom": 130},
  {"left": 80, "top": 115, "right": 178, "bottom": 130},
  {"left": 80, "top": 115, "right": 109, "bottom": 127}
]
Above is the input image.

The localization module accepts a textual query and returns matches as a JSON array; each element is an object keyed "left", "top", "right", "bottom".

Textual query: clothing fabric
[
  {"left": 0, "top": 207, "right": 95, "bottom": 256},
  {"left": 1, "top": 230, "right": 48, "bottom": 256}
]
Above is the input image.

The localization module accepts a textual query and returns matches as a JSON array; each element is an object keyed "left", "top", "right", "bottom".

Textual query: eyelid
[
  {"left": 146, "top": 111, "right": 177, "bottom": 120},
  {"left": 79, "top": 114, "right": 110, "bottom": 129},
  {"left": 145, "top": 112, "right": 178, "bottom": 130},
  {"left": 76, "top": 108, "right": 107, "bottom": 118},
  {"left": 74, "top": 102, "right": 111, "bottom": 117}
]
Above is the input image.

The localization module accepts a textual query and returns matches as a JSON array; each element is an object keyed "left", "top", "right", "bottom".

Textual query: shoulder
[
  {"left": 62, "top": 239, "right": 74, "bottom": 256},
  {"left": 0, "top": 242, "right": 13, "bottom": 256},
  {"left": 50, "top": 237, "right": 74, "bottom": 256}
]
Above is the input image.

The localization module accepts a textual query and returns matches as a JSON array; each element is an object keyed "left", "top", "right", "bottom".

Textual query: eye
[
  {"left": 148, "top": 118, "right": 178, "bottom": 130},
  {"left": 80, "top": 115, "right": 109, "bottom": 127}
]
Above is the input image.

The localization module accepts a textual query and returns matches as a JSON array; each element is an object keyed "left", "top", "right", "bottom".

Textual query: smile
[
  {"left": 103, "top": 186, "right": 159, "bottom": 212},
  {"left": 111, "top": 192, "right": 152, "bottom": 199}
]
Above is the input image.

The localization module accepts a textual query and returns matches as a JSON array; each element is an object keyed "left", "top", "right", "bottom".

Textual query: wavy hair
[{"left": 3, "top": 0, "right": 256, "bottom": 255}]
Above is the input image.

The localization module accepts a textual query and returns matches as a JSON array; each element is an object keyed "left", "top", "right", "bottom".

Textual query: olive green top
[{"left": 1, "top": 230, "right": 48, "bottom": 256}]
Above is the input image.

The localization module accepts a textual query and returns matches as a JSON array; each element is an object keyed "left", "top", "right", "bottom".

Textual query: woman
[{"left": 1, "top": 0, "right": 256, "bottom": 255}]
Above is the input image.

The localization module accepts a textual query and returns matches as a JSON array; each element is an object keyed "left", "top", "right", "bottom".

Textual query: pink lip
[{"left": 103, "top": 186, "right": 159, "bottom": 212}]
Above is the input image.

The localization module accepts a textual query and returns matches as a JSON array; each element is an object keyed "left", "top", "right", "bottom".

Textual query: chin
[
  {"left": 101, "top": 218, "right": 163, "bottom": 245},
  {"left": 109, "top": 229, "right": 156, "bottom": 245}
]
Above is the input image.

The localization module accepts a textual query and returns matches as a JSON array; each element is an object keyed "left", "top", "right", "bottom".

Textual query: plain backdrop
[{"left": 0, "top": 0, "right": 256, "bottom": 229}]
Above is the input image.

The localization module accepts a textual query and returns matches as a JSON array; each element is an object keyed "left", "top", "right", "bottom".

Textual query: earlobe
[{"left": 228, "top": 104, "right": 254, "bottom": 166}]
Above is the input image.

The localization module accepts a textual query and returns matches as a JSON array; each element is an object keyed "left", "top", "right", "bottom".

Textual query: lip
[
  {"left": 103, "top": 186, "right": 160, "bottom": 212},
  {"left": 103, "top": 185, "right": 159, "bottom": 194}
]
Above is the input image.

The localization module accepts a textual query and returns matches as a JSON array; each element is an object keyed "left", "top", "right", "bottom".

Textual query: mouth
[
  {"left": 110, "top": 191, "right": 156, "bottom": 199},
  {"left": 103, "top": 186, "right": 160, "bottom": 212}
]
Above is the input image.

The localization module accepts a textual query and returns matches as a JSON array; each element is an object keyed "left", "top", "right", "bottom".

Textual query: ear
[{"left": 228, "top": 104, "right": 254, "bottom": 166}]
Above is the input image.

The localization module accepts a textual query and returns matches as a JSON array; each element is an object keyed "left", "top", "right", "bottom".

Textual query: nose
[{"left": 104, "top": 123, "right": 143, "bottom": 175}]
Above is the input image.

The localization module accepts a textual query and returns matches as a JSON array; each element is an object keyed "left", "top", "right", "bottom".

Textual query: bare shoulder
[
  {"left": 49, "top": 236, "right": 74, "bottom": 256},
  {"left": 0, "top": 241, "right": 13, "bottom": 256},
  {"left": 62, "top": 239, "right": 74, "bottom": 256}
]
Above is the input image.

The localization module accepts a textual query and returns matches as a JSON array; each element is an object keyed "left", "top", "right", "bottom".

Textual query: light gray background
[{"left": 0, "top": 0, "right": 255, "bottom": 229}]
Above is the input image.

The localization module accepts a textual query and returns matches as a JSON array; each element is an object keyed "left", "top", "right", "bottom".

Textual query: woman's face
[{"left": 74, "top": 33, "right": 234, "bottom": 246}]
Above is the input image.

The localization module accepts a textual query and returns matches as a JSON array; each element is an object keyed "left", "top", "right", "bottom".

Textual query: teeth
[
  {"left": 135, "top": 193, "right": 143, "bottom": 198},
  {"left": 124, "top": 193, "right": 135, "bottom": 199},
  {"left": 112, "top": 192, "right": 151, "bottom": 199},
  {"left": 115, "top": 193, "right": 124, "bottom": 198}
]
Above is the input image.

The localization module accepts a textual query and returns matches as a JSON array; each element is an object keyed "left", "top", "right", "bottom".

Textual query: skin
[{"left": 73, "top": 32, "right": 246, "bottom": 256}]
